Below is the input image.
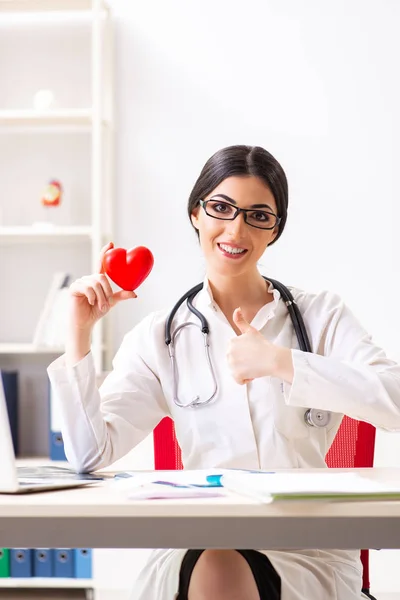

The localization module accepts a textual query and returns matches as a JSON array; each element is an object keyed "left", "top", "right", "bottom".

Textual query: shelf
[
  {"left": 0, "top": 578, "right": 93, "bottom": 588},
  {"left": 0, "top": 226, "right": 92, "bottom": 243},
  {"left": 0, "top": 344, "right": 64, "bottom": 354},
  {"left": 0, "top": 109, "right": 94, "bottom": 128},
  {"left": 0, "top": 343, "right": 106, "bottom": 354},
  {"left": 0, "top": 0, "right": 105, "bottom": 12}
]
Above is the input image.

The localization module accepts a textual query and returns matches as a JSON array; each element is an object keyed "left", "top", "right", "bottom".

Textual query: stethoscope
[{"left": 165, "top": 276, "right": 331, "bottom": 428}]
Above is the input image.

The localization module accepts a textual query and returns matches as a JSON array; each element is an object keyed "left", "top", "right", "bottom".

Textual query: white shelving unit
[
  {"left": 0, "top": 578, "right": 93, "bottom": 587},
  {"left": 0, "top": 108, "right": 93, "bottom": 127},
  {"left": 0, "top": 0, "right": 97, "bottom": 10},
  {"left": 0, "top": 225, "right": 92, "bottom": 240},
  {"left": 0, "top": 577, "right": 94, "bottom": 597},
  {"left": 0, "top": 3, "right": 114, "bottom": 595},
  {"left": 0, "top": 343, "right": 65, "bottom": 354},
  {"left": 0, "top": 0, "right": 114, "bottom": 372}
]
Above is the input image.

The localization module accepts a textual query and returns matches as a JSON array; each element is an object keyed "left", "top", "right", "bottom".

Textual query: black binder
[{"left": 1, "top": 371, "right": 19, "bottom": 456}]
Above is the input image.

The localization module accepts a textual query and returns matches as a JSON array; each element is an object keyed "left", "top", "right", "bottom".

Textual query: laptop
[{"left": 0, "top": 376, "right": 102, "bottom": 494}]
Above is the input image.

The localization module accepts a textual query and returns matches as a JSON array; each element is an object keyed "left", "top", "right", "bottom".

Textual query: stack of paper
[
  {"left": 112, "top": 469, "right": 229, "bottom": 500},
  {"left": 220, "top": 471, "right": 400, "bottom": 503},
  {"left": 112, "top": 469, "right": 400, "bottom": 502}
]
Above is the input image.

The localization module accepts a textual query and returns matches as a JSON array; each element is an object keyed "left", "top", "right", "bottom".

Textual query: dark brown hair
[{"left": 188, "top": 145, "right": 288, "bottom": 245}]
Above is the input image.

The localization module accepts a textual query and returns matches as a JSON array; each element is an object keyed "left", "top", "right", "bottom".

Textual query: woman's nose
[{"left": 226, "top": 211, "right": 247, "bottom": 237}]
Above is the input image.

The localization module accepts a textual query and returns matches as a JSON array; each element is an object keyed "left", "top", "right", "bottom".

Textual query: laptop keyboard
[
  {"left": 17, "top": 466, "right": 104, "bottom": 481},
  {"left": 18, "top": 481, "right": 49, "bottom": 487}
]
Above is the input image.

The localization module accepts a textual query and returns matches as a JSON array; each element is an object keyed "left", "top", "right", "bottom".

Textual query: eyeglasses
[{"left": 199, "top": 199, "right": 281, "bottom": 231}]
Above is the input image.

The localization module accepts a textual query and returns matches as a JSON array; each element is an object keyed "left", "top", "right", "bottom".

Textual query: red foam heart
[{"left": 103, "top": 246, "right": 154, "bottom": 291}]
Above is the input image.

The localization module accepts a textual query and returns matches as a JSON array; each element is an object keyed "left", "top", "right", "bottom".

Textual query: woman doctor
[{"left": 48, "top": 145, "right": 400, "bottom": 600}]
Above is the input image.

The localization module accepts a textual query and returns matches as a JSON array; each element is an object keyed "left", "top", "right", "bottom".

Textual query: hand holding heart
[
  {"left": 227, "top": 308, "right": 281, "bottom": 385},
  {"left": 68, "top": 242, "right": 145, "bottom": 332}
]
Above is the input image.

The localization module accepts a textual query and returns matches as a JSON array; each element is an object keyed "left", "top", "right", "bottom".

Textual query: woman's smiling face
[{"left": 191, "top": 175, "right": 279, "bottom": 279}]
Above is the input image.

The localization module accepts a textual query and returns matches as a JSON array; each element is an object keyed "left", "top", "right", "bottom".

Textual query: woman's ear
[
  {"left": 267, "top": 225, "right": 279, "bottom": 246},
  {"left": 190, "top": 207, "right": 200, "bottom": 229}
]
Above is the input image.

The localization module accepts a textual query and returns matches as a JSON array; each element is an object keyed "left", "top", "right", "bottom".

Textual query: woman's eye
[
  {"left": 252, "top": 211, "right": 270, "bottom": 221},
  {"left": 215, "top": 203, "right": 231, "bottom": 213}
]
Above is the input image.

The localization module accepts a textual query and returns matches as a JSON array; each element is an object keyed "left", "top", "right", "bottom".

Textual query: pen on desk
[{"left": 114, "top": 472, "right": 134, "bottom": 480}]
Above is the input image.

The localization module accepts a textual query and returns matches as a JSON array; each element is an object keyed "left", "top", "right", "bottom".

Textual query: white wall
[
  {"left": 109, "top": 0, "right": 400, "bottom": 362},
  {"left": 104, "top": 0, "right": 400, "bottom": 596}
]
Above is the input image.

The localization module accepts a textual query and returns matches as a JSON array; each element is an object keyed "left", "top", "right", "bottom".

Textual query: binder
[
  {"left": 53, "top": 549, "right": 73, "bottom": 578},
  {"left": 33, "top": 272, "right": 71, "bottom": 347},
  {"left": 48, "top": 381, "right": 66, "bottom": 461},
  {"left": 0, "top": 548, "right": 10, "bottom": 577},
  {"left": 48, "top": 371, "right": 109, "bottom": 461},
  {"left": 0, "top": 371, "right": 19, "bottom": 456},
  {"left": 73, "top": 548, "right": 92, "bottom": 578},
  {"left": 33, "top": 548, "right": 52, "bottom": 577},
  {"left": 10, "top": 549, "right": 32, "bottom": 577},
  {"left": 49, "top": 430, "right": 66, "bottom": 461}
]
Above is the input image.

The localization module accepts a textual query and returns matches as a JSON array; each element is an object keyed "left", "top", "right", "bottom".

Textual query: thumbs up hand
[
  {"left": 233, "top": 307, "right": 257, "bottom": 336},
  {"left": 227, "top": 307, "right": 292, "bottom": 385}
]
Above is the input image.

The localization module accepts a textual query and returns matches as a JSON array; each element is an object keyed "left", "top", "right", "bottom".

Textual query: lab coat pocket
[{"left": 271, "top": 377, "right": 309, "bottom": 440}]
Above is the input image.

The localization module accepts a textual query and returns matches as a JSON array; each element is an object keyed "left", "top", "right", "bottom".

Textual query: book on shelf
[{"left": 32, "top": 272, "right": 71, "bottom": 348}]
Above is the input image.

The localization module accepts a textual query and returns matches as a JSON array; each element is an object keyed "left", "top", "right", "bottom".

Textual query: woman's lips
[{"left": 217, "top": 243, "right": 248, "bottom": 259}]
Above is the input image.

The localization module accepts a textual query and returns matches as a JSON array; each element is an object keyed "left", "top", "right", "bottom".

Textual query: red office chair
[
  {"left": 154, "top": 415, "right": 377, "bottom": 599},
  {"left": 326, "top": 417, "right": 377, "bottom": 600}
]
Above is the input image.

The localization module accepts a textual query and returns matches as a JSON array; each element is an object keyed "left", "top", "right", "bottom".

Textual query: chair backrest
[
  {"left": 325, "top": 416, "right": 376, "bottom": 594},
  {"left": 153, "top": 415, "right": 376, "bottom": 594},
  {"left": 154, "top": 417, "right": 182, "bottom": 471}
]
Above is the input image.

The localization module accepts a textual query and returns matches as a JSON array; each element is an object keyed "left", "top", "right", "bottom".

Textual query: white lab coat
[{"left": 48, "top": 280, "right": 400, "bottom": 600}]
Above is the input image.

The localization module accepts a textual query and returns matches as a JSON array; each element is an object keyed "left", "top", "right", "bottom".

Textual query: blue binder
[
  {"left": 48, "top": 380, "right": 66, "bottom": 461},
  {"left": 1, "top": 371, "right": 19, "bottom": 456},
  {"left": 53, "top": 549, "right": 73, "bottom": 578},
  {"left": 49, "top": 430, "right": 66, "bottom": 461},
  {"left": 33, "top": 548, "right": 52, "bottom": 577},
  {"left": 10, "top": 549, "right": 32, "bottom": 578},
  {"left": 73, "top": 549, "right": 92, "bottom": 578}
]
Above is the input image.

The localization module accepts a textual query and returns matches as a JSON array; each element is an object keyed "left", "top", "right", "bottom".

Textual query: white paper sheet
[{"left": 220, "top": 471, "right": 400, "bottom": 502}]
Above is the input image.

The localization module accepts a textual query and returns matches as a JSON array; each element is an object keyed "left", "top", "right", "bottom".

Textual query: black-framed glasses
[{"left": 199, "top": 199, "right": 281, "bottom": 231}]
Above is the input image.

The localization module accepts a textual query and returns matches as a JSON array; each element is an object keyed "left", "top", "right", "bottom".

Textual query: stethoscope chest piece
[{"left": 304, "top": 408, "right": 331, "bottom": 428}]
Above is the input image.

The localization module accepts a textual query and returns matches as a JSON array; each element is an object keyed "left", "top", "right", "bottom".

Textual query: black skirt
[{"left": 176, "top": 549, "right": 281, "bottom": 599}]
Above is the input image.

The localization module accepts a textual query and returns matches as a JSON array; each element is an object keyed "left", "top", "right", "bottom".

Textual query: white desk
[{"left": 1, "top": 467, "right": 400, "bottom": 549}]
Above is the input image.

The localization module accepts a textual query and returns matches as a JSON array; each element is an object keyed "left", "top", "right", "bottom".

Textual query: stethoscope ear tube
[
  {"left": 264, "top": 277, "right": 311, "bottom": 352},
  {"left": 187, "top": 294, "right": 209, "bottom": 333},
  {"left": 165, "top": 282, "right": 203, "bottom": 345},
  {"left": 265, "top": 277, "right": 330, "bottom": 428}
]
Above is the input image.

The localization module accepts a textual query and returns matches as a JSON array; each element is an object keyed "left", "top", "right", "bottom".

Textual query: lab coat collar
[{"left": 196, "top": 276, "right": 282, "bottom": 328}]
